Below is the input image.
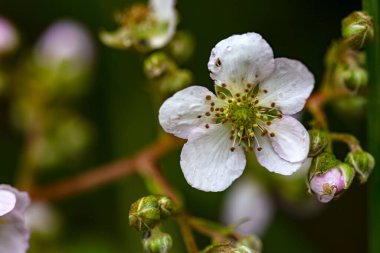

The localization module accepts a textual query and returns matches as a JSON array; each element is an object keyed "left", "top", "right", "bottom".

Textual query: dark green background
[{"left": 0, "top": 0, "right": 367, "bottom": 252}]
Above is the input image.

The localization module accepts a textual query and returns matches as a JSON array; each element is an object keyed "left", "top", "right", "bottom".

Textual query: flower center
[{"left": 201, "top": 84, "right": 283, "bottom": 152}]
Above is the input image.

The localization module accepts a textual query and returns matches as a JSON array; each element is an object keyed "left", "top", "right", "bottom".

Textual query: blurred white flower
[
  {"left": 100, "top": 0, "right": 177, "bottom": 51},
  {"left": 0, "top": 16, "right": 19, "bottom": 55},
  {"left": 0, "top": 185, "right": 30, "bottom": 253},
  {"left": 25, "top": 202, "right": 59, "bottom": 237},
  {"left": 221, "top": 178, "right": 274, "bottom": 236},
  {"left": 35, "top": 19, "right": 95, "bottom": 73},
  {"left": 159, "top": 32, "right": 314, "bottom": 192}
]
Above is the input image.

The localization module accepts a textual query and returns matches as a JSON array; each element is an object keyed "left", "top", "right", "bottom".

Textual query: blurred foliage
[{"left": 0, "top": 0, "right": 367, "bottom": 252}]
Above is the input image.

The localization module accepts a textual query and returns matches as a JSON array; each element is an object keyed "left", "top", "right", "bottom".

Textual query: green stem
[
  {"left": 363, "top": 0, "right": 380, "bottom": 252},
  {"left": 330, "top": 133, "right": 362, "bottom": 151}
]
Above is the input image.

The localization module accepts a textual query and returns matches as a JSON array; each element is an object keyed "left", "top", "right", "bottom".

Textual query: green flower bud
[
  {"left": 142, "top": 228, "right": 173, "bottom": 253},
  {"left": 158, "top": 69, "right": 193, "bottom": 95},
  {"left": 157, "top": 195, "right": 178, "bottom": 218},
  {"left": 236, "top": 236, "right": 262, "bottom": 253},
  {"left": 129, "top": 195, "right": 161, "bottom": 232},
  {"left": 167, "top": 31, "right": 195, "bottom": 63},
  {"left": 308, "top": 130, "right": 329, "bottom": 157},
  {"left": 342, "top": 11, "right": 374, "bottom": 49},
  {"left": 345, "top": 150, "right": 375, "bottom": 183},
  {"left": 202, "top": 244, "right": 243, "bottom": 253},
  {"left": 144, "top": 52, "right": 171, "bottom": 79},
  {"left": 342, "top": 66, "right": 368, "bottom": 91}
]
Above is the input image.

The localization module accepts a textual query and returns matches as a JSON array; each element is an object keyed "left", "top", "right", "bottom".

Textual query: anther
[
  {"left": 230, "top": 147, "right": 235, "bottom": 152},
  {"left": 205, "top": 112, "right": 211, "bottom": 116},
  {"left": 211, "top": 102, "right": 215, "bottom": 106},
  {"left": 257, "top": 147, "right": 262, "bottom": 151},
  {"left": 215, "top": 58, "right": 221, "bottom": 67},
  {"left": 197, "top": 115, "right": 202, "bottom": 118},
  {"left": 220, "top": 108, "right": 225, "bottom": 112},
  {"left": 205, "top": 95, "right": 212, "bottom": 100},
  {"left": 254, "top": 100, "right": 259, "bottom": 104},
  {"left": 271, "top": 102, "right": 276, "bottom": 108},
  {"left": 236, "top": 93, "right": 241, "bottom": 97},
  {"left": 266, "top": 121, "right": 272, "bottom": 126},
  {"left": 205, "top": 124, "right": 210, "bottom": 129},
  {"left": 210, "top": 107, "right": 215, "bottom": 112},
  {"left": 270, "top": 132, "right": 275, "bottom": 137},
  {"left": 222, "top": 83, "right": 227, "bottom": 88},
  {"left": 263, "top": 89, "right": 268, "bottom": 93},
  {"left": 247, "top": 84, "right": 252, "bottom": 88}
]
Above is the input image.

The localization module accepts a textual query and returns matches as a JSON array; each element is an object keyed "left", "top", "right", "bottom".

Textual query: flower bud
[
  {"left": 129, "top": 195, "right": 161, "bottom": 232},
  {"left": 202, "top": 244, "right": 246, "bottom": 253},
  {"left": 35, "top": 19, "right": 95, "bottom": 74},
  {"left": 342, "top": 11, "right": 374, "bottom": 49},
  {"left": 142, "top": 228, "right": 173, "bottom": 253},
  {"left": 236, "top": 236, "right": 262, "bottom": 253},
  {"left": 345, "top": 150, "right": 375, "bottom": 183},
  {"left": 167, "top": 31, "right": 195, "bottom": 63},
  {"left": 308, "top": 130, "right": 329, "bottom": 157},
  {"left": 144, "top": 52, "right": 170, "bottom": 79},
  {"left": 157, "top": 195, "right": 178, "bottom": 218},
  {"left": 0, "top": 17, "right": 19, "bottom": 55},
  {"left": 342, "top": 66, "right": 368, "bottom": 91},
  {"left": 159, "top": 69, "right": 193, "bottom": 94},
  {"left": 308, "top": 153, "right": 355, "bottom": 203}
]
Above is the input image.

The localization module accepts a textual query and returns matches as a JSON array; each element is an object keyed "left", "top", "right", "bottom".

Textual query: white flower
[
  {"left": 159, "top": 32, "right": 314, "bottom": 192},
  {"left": 35, "top": 19, "right": 95, "bottom": 72},
  {"left": 221, "top": 178, "right": 274, "bottom": 236},
  {"left": 0, "top": 185, "right": 30, "bottom": 253},
  {"left": 101, "top": 0, "right": 177, "bottom": 51}
]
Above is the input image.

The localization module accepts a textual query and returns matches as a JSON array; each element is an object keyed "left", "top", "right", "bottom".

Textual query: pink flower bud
[
  {"left": 35, "top": 19, "right": 95, "bottom": 71},
  {"left": 309, "top": 168, "right": 345, "bottom": 203}
]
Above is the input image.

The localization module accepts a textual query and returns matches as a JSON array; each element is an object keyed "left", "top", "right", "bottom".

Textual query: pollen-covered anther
[
  {"left": 205, "top": 112, "right": 211, "bottom": 116},
  {"left": 271, "top": 102, "right": 276, "bottom": 108},
  {"left": 205, "top": 95, "right": 212, "bottom": 101},
  {"left": 230, "top": 147, "right": 235, "bottom": 152},
  {"left": 270, "top": 132, "right": 275, "bottom": 137}
]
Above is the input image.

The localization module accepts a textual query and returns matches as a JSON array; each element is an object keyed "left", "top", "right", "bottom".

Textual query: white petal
[
  {"left": 208, "top": 33, "right": 275, "bottom": 93},
  {"left": 0, "top": 185, "right": 30, "bottom": 253},
  {"left": 180, "top": 124, "right": 246, "bottom": 192},
  {"left": 255, "top": 133, "right": 302, "bottom": 175},
  {"left": 221, "top": 177, "right": 274, "bottom": 235},
  {"left": 267, "top": 116, "right": 309, "bottom": 163},
  {"left": 258, "top": 58, "right": 314, "bottom": 115},
  {"left": 150, "top": 0, "right": 175, "bottom": 20},
  {"left": 0, "top": 190, "right": 16, "bottom": 216},
  {"left": 149, "top": 0, "right": 177, "bottom": 48},
  {"left": 159, "top": 86, "right": 218, "bottom": 139}
]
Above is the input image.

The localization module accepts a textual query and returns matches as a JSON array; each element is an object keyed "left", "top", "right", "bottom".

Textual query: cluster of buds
[
  {"left": 202, "top": 236, "right": 262, "bottom": 253},
  {"left": 129, "top": 195, "right": 178, "bottom": 232},
  {"left": 307, "top": 130, "right": 375, "bottom": 203},
  {"left": 129, "top": 195, "right": 178, "bottom": 253}
]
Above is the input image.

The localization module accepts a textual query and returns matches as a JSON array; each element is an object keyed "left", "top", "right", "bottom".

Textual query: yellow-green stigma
[{"left": 199, "top": 84, "right": 283, "bottom": 151}]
